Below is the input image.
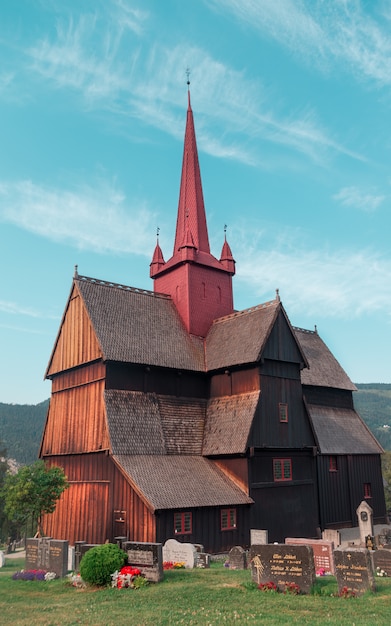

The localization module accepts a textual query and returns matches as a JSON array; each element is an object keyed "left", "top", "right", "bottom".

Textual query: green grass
[{"left": 2, "top": 558, "right": 391, "bottom": 625}]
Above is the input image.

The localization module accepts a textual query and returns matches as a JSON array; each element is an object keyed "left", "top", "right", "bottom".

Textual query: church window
[
  {"left": 329, "top": 456, "right": 338, "bottom": 472},
  {"left": 174, "top": 511, "right": 192, "bottom": 534},
  {"left": 221, "top": 508, "right": 237, "bottom": 530},
  {"left": 279, "top": 403, "right": 288, "bottom": 422},
  {"left": 364, "top": 483, "right": 372, "bottom": 499},
  {"left": 273, "top": 458, "right": 292, "bottom": 481}
]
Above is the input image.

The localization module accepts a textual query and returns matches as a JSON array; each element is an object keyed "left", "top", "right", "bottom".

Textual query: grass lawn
[{"left": 2, "top": 557, "right": 391, "bottom": 625}]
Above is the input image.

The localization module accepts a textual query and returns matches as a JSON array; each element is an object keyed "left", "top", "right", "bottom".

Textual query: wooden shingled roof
[
  {"left": 294, "top": 327, "right": 357, "bottom": 391},
  {"left": 76, "top": 276, "right": 205, "bottom": 370},
  {"left": 203, "top": 391, "right": 260, "bottom": 455},
  {"left": 306, "top": 404, "right": 383, "bottom": 454},
  {"left": 205, "top": 300, "right": 281, "bottom": 371},
  {"left": 112, "top": 454, "right": 253, "bottom": 511},
  {"left": 105, "top": 390, "right": 206, "bottom": 456}
]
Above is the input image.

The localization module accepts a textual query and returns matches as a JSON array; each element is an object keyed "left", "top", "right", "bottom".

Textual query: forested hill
[
  {"left": 0, "top": 400, "right": 49, "bottom": 465},
  {"left": 0, "top": 384, "right": 391, "bottom": 465},
  {"left": 353, "top": 384, "right": 391, "bottom": 451}
]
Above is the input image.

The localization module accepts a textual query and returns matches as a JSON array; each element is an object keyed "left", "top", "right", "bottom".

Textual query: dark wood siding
[
  {"left": 303, "top": 386, "right": 354, "bottom": 409},
  {"left": 249, "top": 450, "right": 319, "bottom": 542},
  {"left": 156, "top": 505, "right": 251, "bottom": 554},
  {"left": 249, "top": 374, "right": 315, "bottom": 449}
]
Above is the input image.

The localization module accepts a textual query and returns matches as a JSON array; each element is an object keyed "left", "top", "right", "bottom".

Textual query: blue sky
[{"left": 1, "top": 0, "right": 391, "bottom": 404}]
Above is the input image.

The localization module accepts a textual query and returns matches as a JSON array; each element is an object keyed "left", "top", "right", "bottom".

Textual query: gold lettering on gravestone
[{"left": 269, "top": 553, "right": 303, "bottom": 578}]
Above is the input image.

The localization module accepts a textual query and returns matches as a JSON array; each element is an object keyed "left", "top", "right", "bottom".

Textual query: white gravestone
[{"left": 162, "top": 539, "right": 198, "bottom": 568}]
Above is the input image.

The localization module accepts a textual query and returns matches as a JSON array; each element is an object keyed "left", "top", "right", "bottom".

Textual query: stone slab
[
  {"left": 124, "top": 541, "right": 163, "bottom": 583},
  {"left": 249, "top": 544, "right": 315, "bottom": 594},
  {"left": 228, "top": 546, "right": 247, "bottom": 569},
  {"left": 162, "top": 538, "right": 198, "bottom": 568},
  {"left": 250, "top": 529, "right": 268, "bottom": 545},
  {"left": 285, "top": 538, "right": 335, "bottom": 574},
  {"left": 372, "top": 549, "right": 391, "bottom": 577},
  {"left": 334, "top": 548, "right": 375, "bottom": 596}
]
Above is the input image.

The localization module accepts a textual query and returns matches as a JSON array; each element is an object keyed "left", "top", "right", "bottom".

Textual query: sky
[{"left": 1, "top": 0, "right": 391, "bottom": 405}]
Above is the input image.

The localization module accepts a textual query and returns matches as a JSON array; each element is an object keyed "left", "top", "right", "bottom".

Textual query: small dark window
[
  {"left": 364, "top": 483, "right": 372, "bottom": 499},
  {"left": 221, "top": 508, "right": 237, "bottom": 530},
  {"left": 329, "top": 456, "right": 338, "bottom": 472},
  {"left": 273, "top": 458, "right": 292, "bottom": 481},
  {"left": 279, "top": 403, "right": 288, "bottom": 422},
  {"left": 174, "top": 511, "right": 192, "bottom": 535}
]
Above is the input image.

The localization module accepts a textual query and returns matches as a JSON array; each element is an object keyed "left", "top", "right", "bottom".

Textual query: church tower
[{"left": 150, "top": 88, "right": 235, "bottom": 337}]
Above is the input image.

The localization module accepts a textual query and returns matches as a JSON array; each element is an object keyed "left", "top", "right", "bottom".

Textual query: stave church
[{"left": 40, "top": 88, "right": 387, "bottom": 553}]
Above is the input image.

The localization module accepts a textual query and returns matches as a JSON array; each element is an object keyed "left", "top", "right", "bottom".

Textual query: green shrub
[{"left": 79, "top": 543, "right": 127, "bottom": 586}]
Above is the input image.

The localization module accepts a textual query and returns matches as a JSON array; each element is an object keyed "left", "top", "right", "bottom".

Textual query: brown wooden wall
[
  {"left": 41, "top": 375, "right": 109, "bottom": 455},
  {"left": 42, "top": 454, "right": 156, "bottom": 546},
  {"left": 47, "top": 285, "right": 102, "bottom": 376},
  {"left": 209, "top": 366, "right": 259, "bottom": 397}
]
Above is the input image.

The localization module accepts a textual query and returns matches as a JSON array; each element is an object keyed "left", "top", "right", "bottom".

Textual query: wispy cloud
[
  {"left": 235, "top": 223, "right": 391, "bottom": 319},
  {"left": 333, "top": 186, "right": 385, "bottom": 212},
  {"left": 0, "top": 300, "right": 43, "bottom": 318},
  {"left": 22, "top": 4, "right": 360, "bottom": 167},
  {"left": 207, "top": 0, "right": 391, "bottom": 87},
  {"left": 0, "top": 179, "right": 156, "bottom": 255}
]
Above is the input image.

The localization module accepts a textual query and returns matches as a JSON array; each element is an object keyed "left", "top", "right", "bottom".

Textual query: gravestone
[
  {"left": 196, "top": 553, "right": 210, "bottom": 568},
  {"left": 334, "top": 548, "right": 375, "bottom": 596},
  {"left": 322, "top": 528, "right": 341, "bottom": 547},
  {"left": 372, "top": 549, "right": 391, "bottom": 576},
  {"left": 0, "top": 551, "right": 5, "bottom": 567},
  {"left": 114, "top": 536, "right": 128, "bottom": 549},
  {"left": 285, "top": 538, "right": 335, "bottom": 574},
  {"left": 162, "top": 538, "right": 198, "bottom": 568},
  {"left": 249, "top": 544, "right": 315, "bottom": 594},
  {"left": 356, "top": 500, "right": 374, "bottom": 545},
  {"left": 74, "top": 541, "right": 86, "bottom": 571},
  {"left": 124, "top": 541, "right": 163, "bottom": 583},
  {"left": 25, "top": 537, "right": 69, "bottom": 577},
  {"left": 376, "top": 527, "right": 391, "bottom": 547},
  {"left": 228, "top": 546, "right": 247, "bottom": 569},
  {"left": 68, "top": 546, "right": 75, "bottom": 572},
  {"left": 250, "top": 529, "right": 268, "bottom": 545}
]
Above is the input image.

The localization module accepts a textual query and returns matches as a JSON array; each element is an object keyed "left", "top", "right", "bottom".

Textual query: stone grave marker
[
  {"left": 285, "top": 538, "right": 335, "bottom": 574},
  {"left": 0, "top": 551, "right": 5, "bottom": 567},
  {"left": 228, "top": 546, "right": 247, "bottom": 569},
  {"left": 357, "top": 500, "right": 374, "bottom": 545},
  {"left": 25, "top": 537, "right": 69, "bottom": 577},
  {"left": 376, "top": 527, "right": 391, "bottom": 548},
  {"left": 322, "top": 528, "right": 341, "bottom": 547},
  {"left": 74, "top": 541, "right": 86, "bottom": 571},
  {"left": 48, "top": 540, "right": 69, "bottom": 578},
  {"left": 162, "top": 538, "right": 198, "bottom": 568},
  {"left": 249, "top": 544, "right": 315, "bottom": 594},
  {"left": 124, "top": 541, "right": 163, "bottom": 583},
  {"left": 114, "top": 536, "right": 128, "bottom": 549},
  {"left": 372, "top": 549, "right": 391, "bottom": 577},
  {"left": 68, "top": 546, "right": 75, "bottom": 572},
  {"left": 196, "top": 553, "right": 210, "bottom": 568},
  {"left": 334, "top": 548, "right": 375, "bottom": 596},
  {"left": 250, "top": 529, "right": 268, "bottom": 545}
]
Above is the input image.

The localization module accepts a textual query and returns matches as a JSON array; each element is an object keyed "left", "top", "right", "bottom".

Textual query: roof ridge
[
  {"left": 76, "top": 274, "right": 171, "bottom": 300},
  {"left": 212, "top": 298, "right": 279, "bottom": 325},
  {"left": 293, "top": 326, "right": 316, "bottom": 335}
]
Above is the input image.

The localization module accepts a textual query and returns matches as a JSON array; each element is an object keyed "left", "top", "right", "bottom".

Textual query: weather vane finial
[
  {"left": 156, "top": 227, "right": 160, "bottom": 241},
  {"left": 186, "top": 67, "right": 190, "bottom": 88}
]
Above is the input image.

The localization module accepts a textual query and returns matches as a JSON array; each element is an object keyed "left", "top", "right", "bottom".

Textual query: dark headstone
[
  {"left": 25, "top": 538, "right": 39, "bottom": 570},
  {"left": 196, "top": 553, "right": 210, "bottom": 568},
  {"left": 285, "top": 538, "right": 335, "bottom": 574},
  {"left": 372, "top": 549, "right": 391, "bottom": 576},
  {"left": 25, "top": 537, "right": 68, "bottom": 577},
  {"left": 114, "top": 536, "right": 128, "bottom": 549},
  {"left": 48, "top": 540, "right": 69, "bottom": 578},
  {"left": 228, "top": 546, "right": 247, "bottom": 569},
  {"left": 78, "top": 544, "right": 100, "bottom": 572},
  {"left": 249, "top": 544, "right": 315, "bottom": 594},
  {"left": 376, "top": 528, "right": 391, "bottom": 547},
  {"left": 74, "top": 541, "right": 86, "bottom": 571},
  {"left": 124, "top": 541, "right": 163, "bottom": 583},
  {"left": 334, "top": 548, "right": 375, "bottom": 596}
]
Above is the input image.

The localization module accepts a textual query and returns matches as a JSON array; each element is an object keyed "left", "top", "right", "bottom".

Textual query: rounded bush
[{"left": 80, "top": 543, "right": 127, "bottom": 586}]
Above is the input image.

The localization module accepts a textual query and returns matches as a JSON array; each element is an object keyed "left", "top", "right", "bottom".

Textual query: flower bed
[
  {"left": 111, "top": 565, "right": 148, "bottom": 589},
  {"left": 12, "top": 569, "right": 57, "bottom": 581}
]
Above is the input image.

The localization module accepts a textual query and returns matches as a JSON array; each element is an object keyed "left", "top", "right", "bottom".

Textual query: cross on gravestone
[
  {"left": 334, "top": 548, "right": 375, "bottom": 596},
  {"left": 37, "top": 537, "right": 52, "bottom": 570}
]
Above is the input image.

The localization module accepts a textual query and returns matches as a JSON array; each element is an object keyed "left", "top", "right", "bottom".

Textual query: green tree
[
  {"left": 1, "top": 460, "right": 68, "bottom": 538},
  {"left": 0, "top": 440, "right": 9, "bottom": 542}
]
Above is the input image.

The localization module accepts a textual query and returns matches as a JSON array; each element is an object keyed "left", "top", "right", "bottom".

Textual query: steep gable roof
[
  {"left": 306, "top": 404, "right": 383, "bottom": 454},
  {"left": 76, "top": 276, "right": 205, "bottom": 371},
  {"left": 113, "top": 454, "right": 253, "bottom": 511},
  {"left": 203, "top": 391, "right": 260, "bottom": 455},
  {"left": 294, "top": 328, "right": 356, "bottom": 391}
]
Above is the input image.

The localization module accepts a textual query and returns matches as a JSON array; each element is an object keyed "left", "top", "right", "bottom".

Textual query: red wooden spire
[
  {"left": 150, "top": 89, "right": 235, "bottom": 337},
  {"left": 173, "top": 90, "right": 210, "bottom": 255}
]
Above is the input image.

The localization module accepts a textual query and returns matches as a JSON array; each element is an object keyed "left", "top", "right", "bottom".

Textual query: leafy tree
[
  {"left": 0, "top": 439, "right": 9, "bottom": 542},
  {"left": 1, "top": 460, "right": 68, "bottom": 538}
]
